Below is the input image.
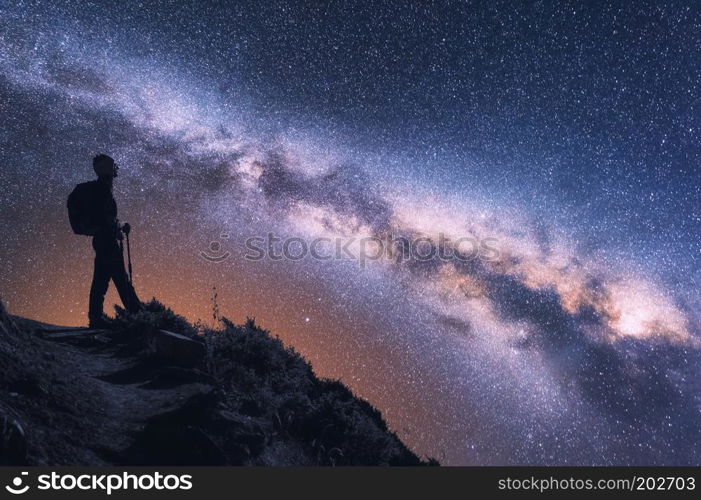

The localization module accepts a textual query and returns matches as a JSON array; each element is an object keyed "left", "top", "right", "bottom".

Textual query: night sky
[{"left": 1, "top": 0, "right": 700, "bottom": 465}]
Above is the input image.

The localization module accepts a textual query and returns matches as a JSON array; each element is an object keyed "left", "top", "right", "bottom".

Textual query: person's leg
[
  {"left": 88, "top": 238, "right": 112, "bottom": 323},
  {"left": 108, "top": 240, "right": 142, "bottom": 313}
]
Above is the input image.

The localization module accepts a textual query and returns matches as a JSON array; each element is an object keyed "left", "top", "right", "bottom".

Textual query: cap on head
[{"left": 93, "top": 154, "right": 118, "bottom": 178}]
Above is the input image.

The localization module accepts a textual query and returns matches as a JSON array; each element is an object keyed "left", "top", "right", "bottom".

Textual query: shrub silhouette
[
  {"left": 114, "top": 299, "right": 197, "bottom": 338},
  {"left": 201, "top": 311, "right": 425, "bottom": 464}
]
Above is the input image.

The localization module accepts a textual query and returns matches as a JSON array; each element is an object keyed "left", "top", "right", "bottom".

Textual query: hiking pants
[{"left": 88, "top": 235, "right": 141, "bottom": 321}]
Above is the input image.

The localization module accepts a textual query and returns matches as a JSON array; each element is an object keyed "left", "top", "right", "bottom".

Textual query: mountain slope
[{"left": 0, "top": 299, "right": 428, "bottom": 466}]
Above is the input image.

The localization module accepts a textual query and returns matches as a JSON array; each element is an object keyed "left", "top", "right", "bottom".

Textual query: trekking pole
[{"left": 126, "top": 231, "right": 133, "bottom": 285}]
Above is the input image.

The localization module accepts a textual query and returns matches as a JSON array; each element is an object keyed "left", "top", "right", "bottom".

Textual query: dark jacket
[{"left": 83, "top": 180, "right": 119, "bottom": 239}]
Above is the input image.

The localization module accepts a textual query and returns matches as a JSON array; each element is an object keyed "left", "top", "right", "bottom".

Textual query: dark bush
[
  {"left": 202, "top": 317, "right": 425, "bottom": 465},
  {"left": 113, "top": 299, "right": 197, "bottom": 338}
]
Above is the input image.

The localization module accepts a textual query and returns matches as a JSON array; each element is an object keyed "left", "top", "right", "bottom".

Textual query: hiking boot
[{"left": 88, "top": 315, "right": 113, "bottom": 329}]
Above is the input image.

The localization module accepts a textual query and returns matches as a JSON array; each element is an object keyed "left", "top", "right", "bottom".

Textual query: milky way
[{"left": 1, "top": 1, "right": 700, "bottom": 464}]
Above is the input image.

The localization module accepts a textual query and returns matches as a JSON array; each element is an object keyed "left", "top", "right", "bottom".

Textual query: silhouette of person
[{"left": 86, "top": 154, "right": 141, "bottom": 328}]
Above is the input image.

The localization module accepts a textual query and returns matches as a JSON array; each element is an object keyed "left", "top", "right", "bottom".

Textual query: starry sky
[{"left": 1, "top": 0, "right": 700, "bottom": 465}]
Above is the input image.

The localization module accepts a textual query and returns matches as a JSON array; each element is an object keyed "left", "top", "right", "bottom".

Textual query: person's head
[{"left": 93, "top": 154, "right": 119, "bottom": 179}]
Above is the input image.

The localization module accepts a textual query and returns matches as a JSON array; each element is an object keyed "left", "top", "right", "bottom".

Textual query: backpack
[{"left": 67, "top": 182, "right": 97, "bottom": 236}]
